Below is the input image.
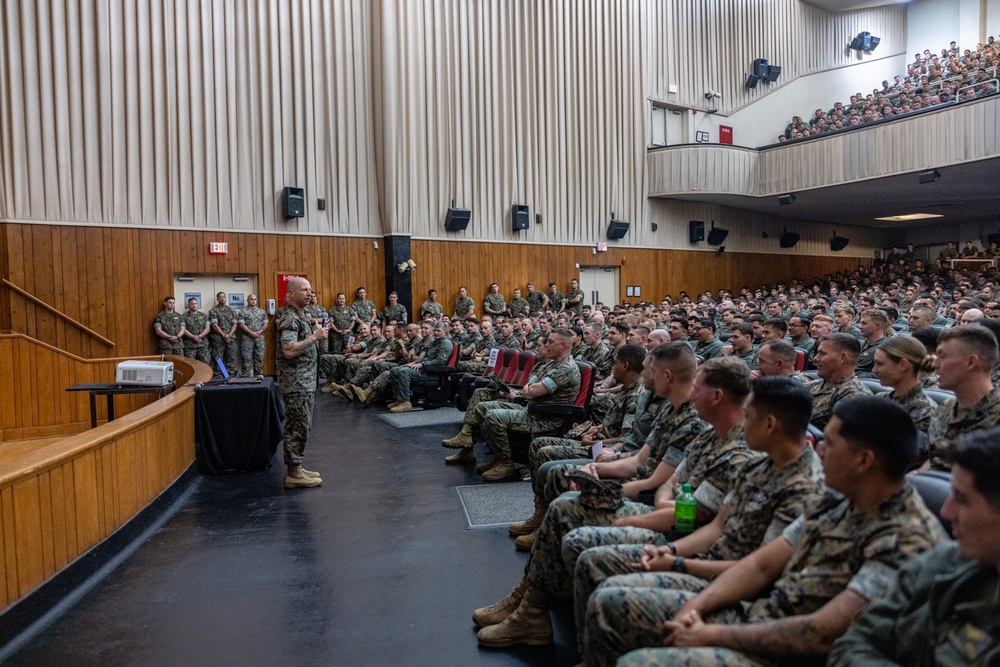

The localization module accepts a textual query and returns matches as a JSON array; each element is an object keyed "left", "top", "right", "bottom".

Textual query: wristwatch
[{"left": 671, "top": 556, "right": 687, "bottom": 574}]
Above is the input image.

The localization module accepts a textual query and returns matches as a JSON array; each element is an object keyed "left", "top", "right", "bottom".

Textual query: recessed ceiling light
[{"left": 873, "top": 213, "right": 945, "bottom": 222}]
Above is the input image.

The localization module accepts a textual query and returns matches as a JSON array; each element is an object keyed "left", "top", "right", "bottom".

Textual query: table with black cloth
[{"left": 194, "top": 378, "right": 285, "bottom": 474}]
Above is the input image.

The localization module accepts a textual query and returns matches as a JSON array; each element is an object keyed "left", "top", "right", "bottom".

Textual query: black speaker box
[
  {"left": 778, "top": 194, "right": 796, "bottom": 205},
  {"left": 512, "top": 205, "right": 530, "bottom": 231},
  {"left": 746, "top": 74, "right": 760, "bottom": 89},
  {"left": 707, "top": 228, "right": 729, "bottom": 245},
  {"left": 282, "top": 187, "right": 305, "bottom": 218},
  {"left": 753, "top": 58, "right": 769, "bottom": 78},
  {"left": 444, "top": 207, "right": 472, "bottom": 231},
  {"left": 779, "top": 232, "right": 800, "bottom": 248},
  {"left": 607, "top": 220, "right": 630, "bottom": 240},
  {"left": 830, "top": 236, "right": 850, "bottom": 252},
  {"left": 689, "top": 220, "right": 705, "bottom": 243},
  {"left": 766, "top": 65, "right": 781, "bottom": 82}
]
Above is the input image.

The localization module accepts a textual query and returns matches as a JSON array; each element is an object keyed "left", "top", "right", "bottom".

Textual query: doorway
[
  {"left": 578, "top": 266, "right": 620, "bottom": 308},
  {"left": 172, "top": 274, "right": 260, "bottom": 368}
]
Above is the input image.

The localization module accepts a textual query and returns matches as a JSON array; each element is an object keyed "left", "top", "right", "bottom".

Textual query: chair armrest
[
  {"left": 422, "top": 365, "right": 456, "bottom": 374},
  {"left": 528, "top": 403, "right": 586, "bottom": 420}
]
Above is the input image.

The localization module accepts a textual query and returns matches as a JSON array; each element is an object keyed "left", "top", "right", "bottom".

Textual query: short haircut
[
  {"left": 750, "top": 376, "right": 814, "bottom": 437},
  {"left": 698, "top": 356, "right": 752, "bottom": 404},
  {"left": 731, "top": 322, "right": 754, "bottom": 337},
  {"left": 911, "top": 326, "right": 939, "bottom": 352},
  {"left": 761, "top": 339, "right": 797, "bottom": 365},
  {"left": 762, "top": 318, "right": 788, "bottom": 335},
  {"left": 548, "top": 327, "right": 573, "bottom": 345},
  {"left": 937, "top": 324, "right": 999, "bottom": 369},
  {"left": 633, "top": 325, "right": 650, "bottom": 337},
  {"left": 569, "top": 325, "right": 584, "bottom": 338},
  {"left": 614, "top": 344, "right": 646, "bottom": 371},
  {"left": 951, "top": 428, "right": 1000, "bottom": 507},
  {"left": 698, "top": 318, "right": 716, "bottom": 332},
  {"left": 833, "top": 396, "right": 918, "bottom": 479},
  {"left": 163, "top": 296, "right": 175, "bottom": 302},
  {"left": 819, "top": 332, "right": 862, "bottom": 358},
  {"left": 860, "top": 308, "right": 890, "bottom": 326},
  {"left": 834, "top": 306, "right": 856, "bottom": 317},
  {"left": 648, "top": 342, "right": 697, "bottom": 383},
  {"left": 612, "top": 321, "right": 630, "bottom": 336},
  {"left": 670, "top": 317, "right": 689, "bottom": 330},
  {"left": 747, "top": 314, "right": 766, "bottom": 324},
  {"left": 432, "top": 322, "right": 448, "bottom": 330}
]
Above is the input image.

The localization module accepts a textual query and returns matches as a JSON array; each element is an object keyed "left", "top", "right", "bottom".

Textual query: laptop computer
[{"left": 215, "top": 358, "right": 261, "bottom": 384}]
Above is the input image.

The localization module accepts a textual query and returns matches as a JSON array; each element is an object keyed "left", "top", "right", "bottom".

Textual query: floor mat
[
  {"left": 375, "top": 406, "right": 466, "bottom": 429},
  {"left": 456, "top": 481, "right": 534, "bottom": 528}
]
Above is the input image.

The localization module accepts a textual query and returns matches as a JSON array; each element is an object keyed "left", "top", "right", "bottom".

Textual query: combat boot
[
  {"left": 472, "top": 578, "right": 527, "bottom": 627},
  {"left": 482, "top": 459, "right": 518, "bottom": 482},
  {"left": 476, "top": 584, "right": 552, "bottom": 647},
  {"left": 320, "top": 381, "right": 339, "bottom": 394},
  {"left": 514, "top": 530, "right": 536, "bottom": 552},
  {"left": 300, "top": 466, "right": 322, "bottom": 479},
  {"left": 387, "top": 401, "right": 401, "bottom": 410},
  {"left": 352, "top": 385, "right": 376, "bottom": 405},
  {"left": 475, "top": 459, "right": 497, "bottom": 473},
  {"left": 509, "top": 496, "right": 545, "bottom": 537},
  {"left": 444, "top": 448, "right": 476, "bottom": 465},
  {"left": 441, "top": 423, "right": 474, "bottom": 448},
  {"left": 333, "top": 384, "right": 354, "bottom": 399},
  {"left": 283, "top": 465, "right": 322, "bottom": 489},
  {"left": 389, "top": 401, "right": 412, "bottom": 413}
]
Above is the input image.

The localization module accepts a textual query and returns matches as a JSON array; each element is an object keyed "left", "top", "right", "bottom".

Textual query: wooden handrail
[
  {"left": 1, "top": 278, "right": 116, "bottom": 348},
  {"left": 0, "top": 332, "right": 137, "bottom": 363}
]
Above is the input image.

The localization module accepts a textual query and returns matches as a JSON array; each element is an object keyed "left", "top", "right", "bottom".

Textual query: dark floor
[{"left": 7, "top": 395, "right": 577, "bottom": 667}]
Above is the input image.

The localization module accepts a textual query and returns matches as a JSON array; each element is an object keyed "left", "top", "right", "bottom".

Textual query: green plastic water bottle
[{"left": 675, "top": 483, "right": 697, "bottom": 534}]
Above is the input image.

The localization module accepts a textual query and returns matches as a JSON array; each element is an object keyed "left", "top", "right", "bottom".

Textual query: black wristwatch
[
  {"left": 671, "top": 556, "right": 687, "bottom": 574},
  {"left": 666, "top": 541, "right": 677, "bottom": 555}
]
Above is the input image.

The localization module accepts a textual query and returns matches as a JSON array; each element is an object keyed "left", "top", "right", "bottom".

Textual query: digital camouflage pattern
[
  {"left": 807, "top": 375, "right": 872, "bottom": 429},
  {"left": 926, "top": 390, "right": 1000, "bottom": 471},
  {"left": 238, "top": 306, "right": 269, "bottom": 376},
  {"left": 154, "top": 309, "right": 185, "bottom": 354}
]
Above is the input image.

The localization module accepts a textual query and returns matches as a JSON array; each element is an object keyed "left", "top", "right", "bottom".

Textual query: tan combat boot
[
  {"left": 283, "top": 464, "right": 322, "bottom": 489},
  {"left": 352, "top": 385, "right": 377, "bottom": 405},
  {"left": 387, "top": 401, "right": 401, "bottom": 410},
  {"left": 475, "top": 459, "right": 497, "bottom": 474},
  {"left": 444, "top": 448, "right": 476, "bottom": 465},
  {"left": 514, "top": 530, "right": 536, "bottom": 552},
  {"left": 333, "top": 384, "right": 354, "bottom": 399},
  {"left": 441, "top": 423, "right": 474, "bottom": 448},
  {"left": 320, "top": 381, "right": 339, "bottom": 394},
  {"left": 299, "top": 466, "right": 322, "bottom": 479},
  {"left": 476, "top": 584, "right": 553, "bottom": 647},
  {"left": 509, "top": 496, "right": 545, "bottom": 537},
  {"left": 389, "top": 401, "right": 413, "bottom": 413},
  {"left": 472, "top": 578, "right": 527, "bottom": 627},
  {"left": 482, "top": 458, "right": 518, "bottom": 482}
]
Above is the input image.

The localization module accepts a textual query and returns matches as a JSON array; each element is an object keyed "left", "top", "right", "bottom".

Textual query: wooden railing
[
  {"left": 1, "top": 279, "right": 115, "bottom": 348},
  {"left": 0, "top": 351, "right": 213, "bottom": 611}
]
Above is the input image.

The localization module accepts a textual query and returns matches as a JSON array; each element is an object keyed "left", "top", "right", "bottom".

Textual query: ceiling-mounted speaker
[
  {"left": 779, "top": 231, "right": 800, "bottom": 248},
  {"left": 607, "top": 219, "right": 630, "bottom": 240},
  {"left": 444, "top": 207, "right": 472, "bottom": 231},
  {"left": 689, "top": 220, "right": 705, "bottom": 243},
  {"left": 707, "top": 227, "right": 729, "bottom": 246},
  {"left": 919, "top": 169, "right": 942, "bottom": 184},
  {"left": 830, "top": 236, "right": 850, "bottom": 252},
  {"left": 778, "top": 194, "right": 796, "bottom": 206}
]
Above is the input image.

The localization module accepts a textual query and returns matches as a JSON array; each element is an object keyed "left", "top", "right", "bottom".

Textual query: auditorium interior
[{"left": 1, "top": 0, "right": 998, "bottom": 665}]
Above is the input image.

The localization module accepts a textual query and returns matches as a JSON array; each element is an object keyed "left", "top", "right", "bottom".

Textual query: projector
[{"left": 116, "top": 360, "right": 174, "bottom": 386}]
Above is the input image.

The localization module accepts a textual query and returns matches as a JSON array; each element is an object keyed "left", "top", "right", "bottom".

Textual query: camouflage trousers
[
  {"left": 158, "top": 341, "right": 184, "bottom": 355},
  {"left": 314, "top": 337, "right": 328, "bottom": 356},
  {"left": 365, "top": 369, "right": 394, "bottom": 401},
  {"left": 328, "top": 333, "right": 347, "bottom": 356},
  {"left": 461, "top": 388, "right": 509, "bottom": 428},
  {"left": 184, "top": 344, "right": 211, "bottom": 365},
  {"left": 282, "top": 392, "right": 316, "bottom": 467},
  {"left": 566, "top": 530, "right": 670, "bottom": 647},
  {"left": 457, "top": 359, "right": 487, "bottom": 373},
  {"left": 240, "top": 336, "right": 265, "bottom": 377},
  {"left": 352, "top": 361, "right": 396, "bottom": 387},
  {"left": 618, "top": 644, "right": 767, "bottom": 667},
  {"left": 537, "top": 460, "right": 593, "bottom": 506},
  {"left": 342, "top": 357, "right": 370, "bottom": 384},
  {"left": 481, "top": 406, "right": 532, "bottom": 459},
  {"left": 528, "top": 437, "right": 591, "bottom": 500},
  {"left": 319, "top": 354, "right": 348, "bottom": 383},
  {"left": 210, "top": 336, "right": 239, "bottom": 374},
  {"left": 388, "top": 366, "right": 437, "bottom": 402},
  {"left": 524, "top": 492, "right": 650, "bottom": 599}
]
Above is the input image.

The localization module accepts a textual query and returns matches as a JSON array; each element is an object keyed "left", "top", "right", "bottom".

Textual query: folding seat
[{"left": 411, "top": 342, "right": 461, "bottom": 408}]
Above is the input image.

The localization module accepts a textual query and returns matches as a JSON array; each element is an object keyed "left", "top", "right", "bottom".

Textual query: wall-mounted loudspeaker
[
  {"left": 282, "top": 187, "right": 305, "bottom": 218},
  {"left": 444, "top": 207, "right": 472, "bottom": 231},
  {"left": 607, "top": 220, "right": 630, "bottom": 240},
  {"left": 689, "top": 220, "right": 705, "bottom": 243},
  {"left": 512, "top": 205, "right": 530, "bottom": 231},
  {"left": 707, "top": 227, "right": 729, "bottom": 245},
  {"left": 830, "top": 236, "right": 850, "bottom": 252},
  {"left": 779, "top": 231, "right": 800, "bottom": 248}
]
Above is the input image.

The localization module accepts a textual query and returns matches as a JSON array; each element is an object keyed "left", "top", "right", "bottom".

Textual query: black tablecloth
[{"left": 194, "top": 378, "right": 284, "bottom": 474}]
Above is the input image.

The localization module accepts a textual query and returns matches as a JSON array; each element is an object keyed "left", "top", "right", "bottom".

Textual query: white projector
[{"left": 116, "top": 360, "right": 174, "bottom": 386}]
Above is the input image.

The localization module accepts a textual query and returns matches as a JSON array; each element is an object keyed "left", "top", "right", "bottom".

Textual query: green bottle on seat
[{"left": 675, "top": 483, "right": 697, "bottom": 534}]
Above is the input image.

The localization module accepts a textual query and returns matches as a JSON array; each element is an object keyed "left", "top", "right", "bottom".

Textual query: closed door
[
  {"left": 172, "top": 274, "right": 259, "bottom": 367},
  {"left": 578, "top": 266, "right": 619, "bottom": 308}
]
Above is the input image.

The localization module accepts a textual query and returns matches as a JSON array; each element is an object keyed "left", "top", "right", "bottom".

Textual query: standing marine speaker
[
  {"left": 689, "top": 220, "right": 705, "bottom": 243},
  {"left": 512, "top": 205, "right": 530, "bottom": 231},
  {"left": 282, "top": 187, "right": 305, "bottom": 218}
]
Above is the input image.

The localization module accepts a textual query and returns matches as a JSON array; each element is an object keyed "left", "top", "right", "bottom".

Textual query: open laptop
[{"left": 215, "top": 358, "right": 261, "bottom": 384}]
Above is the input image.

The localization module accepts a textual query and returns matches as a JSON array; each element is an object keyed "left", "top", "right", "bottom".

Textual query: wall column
[{"left": 383, "top": 235, "right": 413, "bottom": 323}]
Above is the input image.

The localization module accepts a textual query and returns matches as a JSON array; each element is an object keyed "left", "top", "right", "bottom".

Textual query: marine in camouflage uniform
[
  {"left": 388, "top": 329, "right": 454, "bottom": 403},
  {"left": 807, "top": 375, "right": 872, "bottom": 429},
  {"left": 878, "top": 385, "right": 937, "bottom": 433},
  {"left": 209, "top": 299, "right": 239, "bottom": 373},
  {"left": 350, "top": 335, "right": 402, "bottom": 387},
  {"left": 237, "top": 299, "right": 269, "bottom": 377},
  {"left": 341, "top": 331, "right": 387, "bottom": 385},
  {"left": 508, "top": 297, "right": 530, "bottom": 318},
  {"left": 380, "top": 301, "right": 407, "bottom": 325},
  {"left": 495, "top": 332, "right": 522, "bottom": 349},
  {"left": 480, "top": 354, "right": 581, "bottom": 462},
  {"left": 483, "top": 292, "right": 507, "bottom": 316},
  {"left": 456, "top": 330, "right": 491, "bottom": 373},
  {"left": 574, "top": 447, "right": 825, "bottom": 666},
  {"left": 565, "top": 286, "right": 585, "bottom": 317},
  {"left": 527, "top": 377, "right": 644, "bottom": 502},
  {"left": 453, "top": 294, "right": 475, "bottom": 319},
  {"left": 327, "top": 302, "right": 356, "bottom": 354},
  {"left": 419, "top": 298, "right": 444, "bottom": 320},
  {"left": 352, "top": 297, "right": 377, "bottom": 328},
  {"left": 580, "top": 341, "right": 614, "bottom": 382},
  {"left": 855, "top": 336, "right": 886, "bottom": 379},
  {"left": 304, "top": 300, "right": 328, "bottom": 355},
  {"left": 153, "top": 302, "right": 185, "bottom": 355},
  {"left": 669, "top": 423, "right": 754, "bottom": 518},
  {"left": 181, "top": 304, "right": 211, "bottom": 365},
  {"left": 526, "top": 288, "right": 548, "bottom": 314},
  {"left": 319, "top": 329, "right": 374, "bottom": 385},
  {"left": 617, "top": 484, "right": 946, "bottom": 667},
  {"left": 926, "top": 390, "right": 1000, "bottom": 471},
  {"left": 275, "top": 299, "right": 322, "bottom": 469},
  {"left": 547, "top": 287, "right": 566, "bottom": 313}
]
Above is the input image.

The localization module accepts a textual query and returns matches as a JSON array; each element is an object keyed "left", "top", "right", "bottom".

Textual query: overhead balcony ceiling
[{"left": 803, "top": 0, "right": 911, "bottom": 12}]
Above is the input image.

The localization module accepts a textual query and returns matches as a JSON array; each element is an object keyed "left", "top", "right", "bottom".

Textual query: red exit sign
[{"left": 209, "top": 242, "right": 229, "bottom": 254}]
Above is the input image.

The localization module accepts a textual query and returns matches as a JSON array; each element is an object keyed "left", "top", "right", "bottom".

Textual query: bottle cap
[{"left": 681, "top": 483, "right": 692, "bottom": 493}]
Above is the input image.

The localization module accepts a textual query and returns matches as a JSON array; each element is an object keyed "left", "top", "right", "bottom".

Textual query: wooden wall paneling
[
  {"left": 0, "top": 487, "right": 15, "bottom": 605},
  {"left": 0, "top": 340, "right": 14, "bottom": 429},
  {"left": 37, "top": 470, "right": 56, "bottom": 582},
  {"left": 71, "top": 451, "right": 100, "bottom": 555},
  {"left": 11, "top": 476, "right": 44, "bottom": 598},
  {"left": 47, "top": 464, "right": 69, "bottom": 572}
]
